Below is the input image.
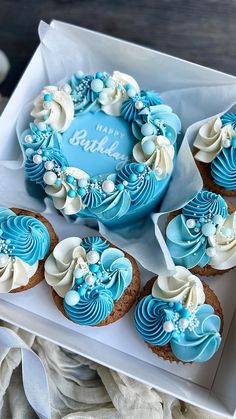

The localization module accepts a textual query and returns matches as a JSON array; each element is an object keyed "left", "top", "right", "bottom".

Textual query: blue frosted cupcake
[{"left": 45, "top": 236, "right": 140, "bottom": 326}]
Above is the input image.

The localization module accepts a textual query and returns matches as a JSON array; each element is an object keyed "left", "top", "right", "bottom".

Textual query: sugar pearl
[
  {"left": 213, "top": 214, "right": 224, "bottom": 225},
  {"left": 222, "top": 138, "right": 231, "bottom": 148},
  {"left": 102, "top": 179, "right": 115, "bottom": 193},
  {"left": 73, "top": 267, "right": 84, "bottom": 278},
  {"left": 78, "top": 178, "right": 88, "bottom": 188},
  {"left": 86, "top": 250, "right": 100, "bottom": 264},
  {"left": 179, "top": 318, "right": 189, "bottom": 330},
  {"left": 186, "top": 219, "right": 196, "bottom": 229},
  {"left": 44, "top": 161, "right": 54, "bottom": 170},
  {"left": 141, "top": 139, "right": 155, "bottom": 155},
  {"left": 85, "top": 274, "right": 95, "bottom": 286},
  {"left": 36, "top": 122, "right": 47, "bottom": 131},
  {"left": 43, "top": 171, "right": 57, "bottom": 185},
  {"left": 201, "top": 222, "right": 216, "bottom": 237},
  {"left": 135, "top": 100, "right": 143, "bottom": 110},
  {"left": 0, "top": 254, "right": 9, "bottom": 267},
  {"left": 141, "top": 123, "right": 154, "bottom": 136},
  {"left": 64, "top": 290, "right": 80, "bottom": 306},
  {"left": 206, "top": 247, "right": 216, "bottom": 257},
  {"left": 33, "top": 154, "right": 43, "bottom": 165},
  {"left": 24, "top": 135, "right": 33, "bottom": 144},
  {"left": 163, "top": 321, "right": 174, "bottom": 333}
]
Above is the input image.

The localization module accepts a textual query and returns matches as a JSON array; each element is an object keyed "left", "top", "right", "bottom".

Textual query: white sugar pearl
[
  {"left": 102, "top": 179, "right": 115, "bottom": 194},
  {"left": 73, "top": 268, "right": 84, "bottom": 278},
  {"left": 135, "top": 100, "right": 143, "bottom": 110},
  {"left": 99, "top": 91, "right": 108, "bottom": 102},
  {"left": 86, "top": 250, "right": 100, "bottom": 264},
  {"left": 163, "top": 321, "right": 174, "bottom": 333},
  {"left": 64, "top": 290, "right": 80, "bottom": 306},
  {"left": 36, "top": 122, "right": 47, "bottom": 131},
  {"left": 78, "top": 178, "right": 88, "bottom": 188},
  {"left": 61, "top": 84, "right": 72, "bottom": 94},
  {"left": 186, "top": 219, "right": 196, "bottom": 229},
  {"left": 43, "top": 101, "right": 51, "bottom": 110},
  {"left": 44, "top": 161, "right": 54, "bottom": 170},
  {"left": 206, "top": 247, "right": 216, "bottom": 257},
  {"left": 179, "top": 318, "right": 189, "bottom": 330},
  {"left": 0, "top": 254, "right": 9, "bottom": 267},
  {"left": 222, "top": 138, "right": 231, "bottom": 148},
  {"left": 33, "top": 154, "right": 43, "bottom": 165},
  {"left": 85, "top": 274, "right": 95, "bottom": 286},
  {"left": 123, "top": 180, "right": 128, "bottom": 186},
  {"left": 24, "top": 135, "right": 33, "bottom": 144},
  {"left": 43, "top": 171, "right": 57, "bottom": 185}
]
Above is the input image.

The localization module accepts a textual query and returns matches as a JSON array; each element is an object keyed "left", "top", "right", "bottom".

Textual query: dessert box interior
[{"left": 0, "top": 20, "right": 236, "bottom": 417}]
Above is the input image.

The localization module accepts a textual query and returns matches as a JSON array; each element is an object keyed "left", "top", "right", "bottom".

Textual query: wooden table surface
[{"left": 0, "top": 0, "right": 236, "bottom": 96}]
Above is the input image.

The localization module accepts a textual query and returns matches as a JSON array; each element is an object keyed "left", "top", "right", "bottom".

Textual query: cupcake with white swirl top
[
  {"left": 45, "top": 236, "right": 140, "bottom": 326},
  {"left": 134, "top": 266, "right": 223, "bottom": 363}
]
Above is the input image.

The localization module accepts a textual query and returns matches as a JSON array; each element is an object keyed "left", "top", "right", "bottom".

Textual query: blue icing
[
  {"left": 0, "top": 208, "right": 16, "bottom": 224},
  {"left": 21, "top": 123, "right": 62, "bottom": 151},
  {"left": 92, "top": 188, "right": 131, "bottom": 220},
  {"left": 68, "top": 74, "right": 99, "bottom": 115},
  {"left": 100, "top": 248, "right": 132, "bottom": 300},
  {"left": 166, "top": 214, "right": 210, "bottom": 269},
  {"left": 64, "top": 285, "right": 114, "bottom": 325},
  {"left": 211, "top": 146, "right": 236, "bottom": 190},
  {"left": 1, "top": 215, "right": 50, "bottom": 265},
  {"left": 81, "top": 236, "right": 109, "bottom": 253},
  {"left": 220, "top": 112, "right": 236, "bottom": 130},
  {"left": 140, "top": 90, "right": 163, "bottom": 107},
  {"left": 61, "top": 111, "right": 135, "bottom": 177},
  {"left": 121, "top": 94, "right": 148, "bottom": 122},
  {"left": 134, "top": 295, "right": 174, "bottom": 346},
  {"left": 25, "top": 148, "right": 68, "bottom": 185},
  {"left": 170, "top": 304, "right": 221, "bottom": 362},
  {"left": 182, "top": 190, "right": 228, "bottom": 221},
  {"left": 82, "top": 185, "right": 103, "bottom": 208}
]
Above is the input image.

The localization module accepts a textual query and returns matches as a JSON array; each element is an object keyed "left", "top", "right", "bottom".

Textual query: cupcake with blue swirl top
[
  {"left": 45, "top": 236, "right": 140, "bottom": 326},
  {"left": 193, "top": 112, "right": 236, "bottom": 196},
  {"left": 0, "top": 207, "right": 58, "bottom": 293},
  {"left": 134, "top": 266, "right": 223, "bottom": 363},
  {"left": 165, "top": 189, "right": 236, "bottom": 276}
]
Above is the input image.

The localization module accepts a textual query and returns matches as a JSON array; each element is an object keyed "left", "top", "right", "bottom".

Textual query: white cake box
[{"left": 0, "top": 20, "right": 236, "bottom": 418}]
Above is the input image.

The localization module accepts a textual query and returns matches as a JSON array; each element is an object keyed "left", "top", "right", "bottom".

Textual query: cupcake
[
  {"left": 165, "top": 189, "right": 236, "bottom": 276},
  {"left": 134, "top": 266, "right": 223, "bottom": 363},
  {"left": 0, "top": 207, "right": 58, "bottom": 293},
  {"left": 193, "top": 112, "right": 236, "bottom": 196},
  {"left": 45, "top": 236, "right": 140, "bottom": 326}
]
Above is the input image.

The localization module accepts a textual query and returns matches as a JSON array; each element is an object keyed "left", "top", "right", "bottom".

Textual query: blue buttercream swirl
[
  {"left": 134, "top": 295, "right": 174, "bottom": 346},
  {"left": 116, "top": 163, "right": 159, "bottom": 207},
  {"left": 64, "top": 285, "right": 114, "bottom": 325},
  {"left": 211, "top": 146, "right": 236, "bottom": 190},
  {"left": 121, "top": 94, "right": 148, "bottom": 122},
  {"left": 166, "top": 214, "right": 210, "bottom": 269},
  {"left": 22, "top": 123, "right": 62, "bottom": 151},
  {"left": 140, "top": 90, "right": 163, "bottom": 107},
  {"left": 1, "top": 215, "right": 50, "bottom": 265},
  {"left": 170, "top": 304, "right": 221, "bottom": 362},
  {"left": 220, "top": 112, "right": 236, "bottom": 130},
  {"left": 182, "top": 190, "right": 228, "bottom": 221},
  {"left": 81, "top": 236, "right": 109, "bottom": 253},
  {"left": 92, "top": 188, "right": 131, "bottom": 220},
  {"left": 68, "top": 74, "right": 98, "bottom": 115},
  {"left": 0, "top": 208, "right": 15, "bottom": 224},
  {"left": 25, "top": 147, "right": 68, "bottom": 185},
  {"left": 100, "top": 248, "right": 132, "bottom": 300},
  {"left": 82, "top": 186, "right": 103, "bottom": 208}
]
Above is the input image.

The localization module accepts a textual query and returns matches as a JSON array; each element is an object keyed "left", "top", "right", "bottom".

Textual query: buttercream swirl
[
  {"left": 120, "top": 94, "right": 148, "bottom": 122},
  {"left": 133, "top": 135, "right": 174, "bottom": 177},
  {"left": 0, "top": 255, "right": 38, "bottom": 293},
  {"left": 152, "top": 266, "right": 205, "bottom": 311},
  {"left": 182, "top": 190, "right": 228, "bottom": 221},
  {"left": 22, "top": 123, "right": 62, "bottom": 151},
  {"left": 140, "top": 90, "right": 163, "bottom": 107},
  {"left": 0, "top": 208, "right": 15, "bottom": 223},
  {"left": 100, "top": 248, "right": 132, "bottom": 300},
  {"left": 81, "top": 237, "right": 109, "bottom": 253},
  {"left": 31, "top": 86, "right": 74, "bottom": 132},
  {"left": 170, "top": 304, "right": 221, "bottom": 362},
  {"left": 221, "top": 112, "right": 236, "bottom": 130},
  {"left": 68, "top": 74, "right": 98, "bottom": 115},
  {"left": 25, "top": 148, "right": 68, "bottom": 185},
  {"left": 194, "top": 117, "right": 235, "bottom": 163},
  {"left": 211, "top": 146, "right": 236, "bottom": 190},
  {"left": 45, "top": 176, "right": 84, "bottom": 216},
  {"left": 1, "top": 215, "right": 50, "bottom": 266},
  {"left": 166, "top": 214, "right": 209, "bottom": 269},
  {"left": 82, "top": 186, "right": 103, "bottom": 208},
  {"left": 208, "top": 212, "right": 236, "bottom": 270},
  {"left": 134, "top": 295, "right": 174, "bottom": 346},
  {"left": 92, "top": 188, "right": 131, "bottom": 220},
  {"left": 64, "top": 285, "right": 114, "bottom": 325}
]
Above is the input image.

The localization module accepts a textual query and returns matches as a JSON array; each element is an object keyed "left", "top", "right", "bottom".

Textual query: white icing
[
  {"left": 133, "top": 135, "right": 174, "bottom": 177},
  {"left": 44, "top": 237, "right": 89, "bottom": 297},
  {"left": 208, "top": 212, "right": 236, "bottom": 270},
  {"left": 31, "top": 86, "right": 74, "bottom": 132},
  {"left": 152, "top": 266, "right": 205, "bottom": 311},
  {"left": 0, "top": 256, "right": 38, "bottom": 293},
  {"left": 99, "top": 71, "right": 140, "bottom": 116},
  {"left": 194, "top": 117, "right": 235, "bottom": 163}
]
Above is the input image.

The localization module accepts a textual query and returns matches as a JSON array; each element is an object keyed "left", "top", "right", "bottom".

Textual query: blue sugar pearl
[
  {"left": 78, "top": 187, "right": 86, "bottom": 197},
  {"left": 136, "top": 164, "right": 145, "bottom": 173},
  {"left": 75, "top": 277, "right": 83, "bottom": 285},
  {"left": 43, "top": 150, "right": 50, "bottom": 157},
  {"left": 32, "top": 134, "right": 37, "bottom": 140},
  {"left": 196, "top": 222, "right": 201, "bottom": 229},
  {"left": 5, "top": 239, "right": 11, "bottom": 245},
  {"left": 166, "top": 130, "right": 173, "bottom": 139},
  {"left": 145, "top": 174, "right": 150, "bottom": 181},
  {"left": 74, "top": 268, "right": 84, "bottom": 278},
  {"left": 67, "top": 189, "right": 76, "bottom": 198},
  {"left": 168, "top": 302, "right": 174, "bottom": 307},
  {"left": 25, "top": 148, "right": 34, "bottom": 157},
  {"left": 89, "top": 264, "right": 99, "bottom": 273},
  {"left": 141, "top": 139, "right": 155, "bottom": 155},
  {"left": 127, "top": 87, "right": 136, "bottom": 98},
  {"left": 105, "top": 78, "right": 115, "bottom": 88},
  {"left": 64, "top": 290, "right": 80, "bottom": 306},
  {"left": 231, "top": 136, "right": 236, "bottom": 147},
  {"left": 96, "top": 71, "right": 103, "bottom": 79},
  {"left": 180, "top": 308, "right": 191, "bottom": 319},
  {"left": 129, "top": 173, "right": 137, "bottom": 182},
  {"left": 174, "top": 302, "right": 183, "bottom": 312},
  {"left": 66, "top": 175, "right": 74, "bottom": 184},
  {"left": 44, "top": 93, "right": 52, "bottom": 102},
  {"left": 199, "top": 217, "right": 205, "bottom": 224},
  {"left": 96, "top": 270, "right": 102, "bottom": 279},
  {"left": 125, "top": 83, "right": 132, "bottom": 91},
  {"left": 55, "top": 179, "right": 61, "bottom": 186},
  {"left": 117, "top": 184, "right": 124, "bottom": 191},
  {"left": 141, "top": 123, "right": 154, "bottom": 137},
  {"left": 201, "top": 222, "right": 216, "bottom": 237},
  {"left": 172, "top": 331, "right": 178, "bottom": 339},
  {"left": 78, "top": 284, "right": 87, "bottom": 297},
  {"left": 91, "top": 78, "right": 104, "bottom": 93}
]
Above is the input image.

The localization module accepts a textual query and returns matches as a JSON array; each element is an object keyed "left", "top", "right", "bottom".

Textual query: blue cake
[{"left": 20, "top": 70, "right": 181, "bottom": 226}]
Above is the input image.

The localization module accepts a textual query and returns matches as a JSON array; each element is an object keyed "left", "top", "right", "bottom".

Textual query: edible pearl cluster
[
  {"left": 24, "top": 123, "right": 52, "bottom": 149},
  {"left": 163, "top": 301, "right": 199, "bottom": 341}
]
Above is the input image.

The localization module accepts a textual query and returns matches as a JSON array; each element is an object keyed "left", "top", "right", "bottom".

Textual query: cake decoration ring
[{"left": 20, "top": 70, "right": 181, "bottom": 226}]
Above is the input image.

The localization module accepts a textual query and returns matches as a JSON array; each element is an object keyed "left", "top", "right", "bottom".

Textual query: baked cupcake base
[
  {"left": 52, "top": 245, "right": 140, "bottom": 327},
  {"left": 10, "top": 208, "right": 58, "bottom": 293},
  {"left": 139, "top": 277, "right": 224, "bottom": 363}
]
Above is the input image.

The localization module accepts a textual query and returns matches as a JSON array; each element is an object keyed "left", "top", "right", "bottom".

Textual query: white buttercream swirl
[
  {"left": 133, "top": 135, "right": 174, "bottom": 177},
  {"left": 31, "top": 86, "right": 74, "bottom": 132},
  {"left": 0, "top": 255, "right": 38, "bottom": 293},
  {"left": 152, "top": 266, "right": 205, "bottom": 311},
  {"left": 208, "top": 212, "right": 236, "bottom": 270},
  {"left": 99, "top": 71, "right": 140, "bottom": 116},
  {"left": 194, "top": 117, "right": 235, "bottom": 163},
  {"left": 44, "top": 237, "right": 89, "bottom": 297}
]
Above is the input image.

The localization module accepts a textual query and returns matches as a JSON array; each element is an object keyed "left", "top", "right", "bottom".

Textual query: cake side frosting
[{"left": 45, "top": 236, "right": 133, "bottom": 325}]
